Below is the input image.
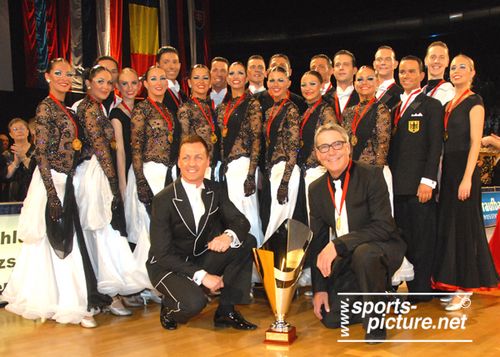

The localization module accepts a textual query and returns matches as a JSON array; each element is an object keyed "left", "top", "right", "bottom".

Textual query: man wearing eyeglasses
[
  {"left": 373, "top": 46, "right": 403, "bottom": 111},
  {"left": 308, "top": 123, "right": 406, "bottom": 343}
]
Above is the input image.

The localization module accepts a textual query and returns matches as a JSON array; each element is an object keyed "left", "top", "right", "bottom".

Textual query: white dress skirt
[
  {"left": 75, "top": 155, "right": 150, "bottom": 296},
  {"left": 204, "top": 160, "right": 222, "bottom": 182},
  {"left": 304, "top": 166, "right": 327, "bottom": 224},
  {"left": 225, "top": 157, "right": 264, "bottom": 247},
  {"left": 3, "top": 167, "right": 92, "bottom": 324},
  {"left": 382, "top": 165, "right": 414, "bottom": 285},
  {"left": 297, "top": 165, "right": 326, "bottom": 287},
  {"left": 263, "top": 161, "right": 301, "bottom": 243},
  {"left": 125, "top": 162, "right": 177, "bottom": 288}
]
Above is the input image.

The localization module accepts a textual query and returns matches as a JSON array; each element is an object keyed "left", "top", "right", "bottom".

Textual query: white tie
[
  {"left": 334, "top": 179, "right": 349, "bottom": 236},
  {"left": 191, "top": 188, "right": 205, "bottom": 231}
]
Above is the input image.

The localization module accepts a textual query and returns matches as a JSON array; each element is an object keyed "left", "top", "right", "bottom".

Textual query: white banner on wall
[{"left": 0, "top": 213, "right": 22, "bottom": 294}]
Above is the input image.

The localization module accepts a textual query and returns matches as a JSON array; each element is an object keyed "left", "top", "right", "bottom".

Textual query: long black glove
[
  {"left": 277, "top": 179, "right": 289, "bottom": 205},
  {"left": 243, "top": 174, "right": 256, "bottom": 196}
]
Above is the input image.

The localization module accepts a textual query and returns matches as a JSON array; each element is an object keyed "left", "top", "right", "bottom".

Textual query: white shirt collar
[
  {"left": 336, "top": 84, "right": 354, "bottom": 98},
  {"left": 210, "top": 87, "right": 228, "bottom": 107},
  {"left": 321, "top": 82, "right": 333, "bottom": 95},
  {"left": 400, "top": 87, "right": 422, "bottom": 103},
  {"left": 168, "top": 79, "right": 180, "bottom": 93},
  {"left": 249, "top": 84, "right": 266, "bottom": 94},
  {"left": 378, "top": 78, "right": 396, "bottom": 91},
  {"left": 181, "top": 177, "right": 205, "bottom": 192},
  {"left": 180, "top": 178, "right": 205, "bottom": 231}
]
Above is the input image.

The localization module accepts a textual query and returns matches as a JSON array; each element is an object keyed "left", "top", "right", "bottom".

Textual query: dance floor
[{"left": 1, "top": 287, "right": 500, "bottom": 357}]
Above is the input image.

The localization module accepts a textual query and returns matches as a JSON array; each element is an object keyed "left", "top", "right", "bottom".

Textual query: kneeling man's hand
[
  {"left": 317, "top": 241, "right": 337, "bottom": 278},
  {"left": 208, "top": 234, "right": 232, "bottom": 253},
  {"left": 202, "top": 273, "right": 224, "bottom": 293},
  {"left": 313, "top": 292, "right": 330, "bottom": 320}
]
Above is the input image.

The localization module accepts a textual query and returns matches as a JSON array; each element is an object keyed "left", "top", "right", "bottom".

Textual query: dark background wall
[
  {"left": 210, "top": 0, "right": 500, "bottom": 133},
  {"left": 1, "top": 0, "right": 499, "bottom": 135}
]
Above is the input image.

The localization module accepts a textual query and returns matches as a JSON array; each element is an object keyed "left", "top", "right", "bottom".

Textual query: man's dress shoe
[{"left": 213, "top": 310, "right": 257, "bottom": 330}]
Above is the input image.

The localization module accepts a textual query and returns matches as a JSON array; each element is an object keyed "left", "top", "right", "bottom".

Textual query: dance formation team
[{"left": 2, "top": 40, "right": 499, "bottom": 343}]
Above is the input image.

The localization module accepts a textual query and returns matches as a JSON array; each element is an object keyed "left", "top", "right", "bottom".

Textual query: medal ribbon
[
  {"left": 148, "top": 97, "right": 173, "bottom": 131},
  {"left": 223, "top": 93, "right": 246, "bottom": 129},
  {"left": 393, "top": 88, "right": 422, "bottom": 128},
  {"left": 167, "top": 87, "right": 181, "bottom": 108},
  {"left": 428, "top": 79, "right": 446, "bottom": 97},
  {"left": 121, "top": 101, "right": 133, "bottom": 115},
  {"left": 266, "top": 98, "right": 288, "bottom": 140},
  {"left": 300, "top": 97, "right": 322, "bottom": 138},
  {"left": 351, "top": 97, "right": 376, "bottom": 137},
  {"left": 192, "top": 97, "right": 215, "bottom": 133},
  {"left": 334, "top": 90, "right": 354, "bottom": 123},
  {"left": 49, "top": 93, "right": 78, "bottom": 138},
  {"left": 323, "top": 82, "right": 332, "bottom": 94},
  {"left": 376, "top": 82, "right": 396, "bottom": 100},
  {"left": 326, "top": 160, "right": 353, "bottom": 228},
  {"left": 444, "top": 89, "right": 472, "bottom": 132}
]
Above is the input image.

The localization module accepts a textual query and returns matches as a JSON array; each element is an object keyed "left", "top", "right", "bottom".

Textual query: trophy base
[{"left": 264, "top": 326, "right": 297, "bottom": 345}]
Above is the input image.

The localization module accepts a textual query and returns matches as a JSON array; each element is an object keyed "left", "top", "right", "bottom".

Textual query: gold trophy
[{"left": 253, "top": 219, "right": 313, "bottom": 344}]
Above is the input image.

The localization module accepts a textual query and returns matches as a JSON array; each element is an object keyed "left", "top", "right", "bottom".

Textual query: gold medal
[
  {"left": 351, "top": 135, "right": 358, "bottom": 146},
  {"left": 443, "top": 130, "right": 449, "bottom": 141},
  {"left": 168, "top": 133, "right": 173, "bottom": 144},
  {"left": 211, "top": 132, "right": 218, "bottom": 144},
  {"left": 72, "top": 138, "right": 82, "bottom": 151},
  {"left": 336, "top": 217, "right": 341, "bottom": 231},
  {"left": 222, "top": 126, "right": 228, "bottom": 138},
  {"left": 110, "top": 138, "right": 117, "bottom": 150}
]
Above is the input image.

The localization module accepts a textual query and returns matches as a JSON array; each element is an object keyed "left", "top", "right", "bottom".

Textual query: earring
[
  {"left": 46, "top": 79, "right": 51, "bottom": 83},
  {"left": 87, "top": 86, "right": 91, "bottom": 90}
]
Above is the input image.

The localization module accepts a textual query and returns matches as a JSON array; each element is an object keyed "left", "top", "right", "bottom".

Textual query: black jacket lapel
[
  {"left": 197, "top": 181, "right": 215, "bottom": 237},
  {"left": 172, "top": 179, "right": 197, "bottom": 236},
  {"left": 401, "top": 93, "right": 425, "bottom": 122}
]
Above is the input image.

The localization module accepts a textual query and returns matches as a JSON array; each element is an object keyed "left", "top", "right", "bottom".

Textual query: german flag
[{"left": 129, "top": 0, "right": 159, "bottom": 76}]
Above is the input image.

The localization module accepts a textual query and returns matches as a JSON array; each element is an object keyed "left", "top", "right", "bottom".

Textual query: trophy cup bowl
[{"left": 253, "top": 219, "right": 313, "bottom": 344}]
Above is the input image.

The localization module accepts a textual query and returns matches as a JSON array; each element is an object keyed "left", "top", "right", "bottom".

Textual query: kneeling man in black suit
[
  {"left": 147, "top": 134, "right": 257, "bottom": 330},
  {"left": 308, "top": 123, "right": 406, "bottom": 342}
]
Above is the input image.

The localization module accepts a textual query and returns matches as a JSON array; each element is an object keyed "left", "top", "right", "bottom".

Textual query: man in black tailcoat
[
  {"left": 388, "top": 55, "right": 443, "bottom": 301},
  {"left": 309, "top": 123, "right": 406, "bottom": 342},
  {"left": 147, "top": 134, "right": 257, "bottom": 331}
]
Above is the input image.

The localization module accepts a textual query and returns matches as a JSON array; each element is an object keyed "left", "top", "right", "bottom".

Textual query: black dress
[
  {"left": 433, "top": 94, "right": 499, "bottom": 290},
  {"left": 109, "top": 107, "right": 132, "bottom": 177},
  {"left": 2, "top": 145, "right": 37, "bottom": 202}
]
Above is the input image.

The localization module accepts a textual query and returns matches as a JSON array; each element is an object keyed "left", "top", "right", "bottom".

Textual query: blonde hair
[
  {"left": 453, "top": 54, "right": 475, "bottom": 71},
  {"left": 314, "top": 123, "right": 349, "bottom": 147}
]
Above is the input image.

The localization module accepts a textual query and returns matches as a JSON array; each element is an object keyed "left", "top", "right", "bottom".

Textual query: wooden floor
[{"left": 1, "top": 288, "right": 500, "bottom": 357}]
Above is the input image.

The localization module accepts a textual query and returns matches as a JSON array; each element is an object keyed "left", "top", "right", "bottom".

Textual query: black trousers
[
  {"left": 394, "top": 194, "right": 437, "bottom": 298},
  {"left": 155, "top": 234, "right": 256, "bottom": 323},
  {"left": 321, "top": 242, "right": 390, "bottom": 329}
]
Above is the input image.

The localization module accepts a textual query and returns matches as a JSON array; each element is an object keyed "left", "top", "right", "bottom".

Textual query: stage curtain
[
  {"left": 57, "top": 0, "right": 71, "bottom": 61},
  {"left": 22, "top": 0, "right": 38, "bottom": 87},
  {"left": 175, "top": 0, "right": 189, "bottom": 93},
  {"left": 110, "top": 0, "right": 123, "bottom": 69},
  {"left": 46, "top": 0, "right": 58, "bottom": 61}
]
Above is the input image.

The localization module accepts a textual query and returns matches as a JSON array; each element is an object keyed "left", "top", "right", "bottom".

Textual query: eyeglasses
[{"left": 316, "top": 140, "right": 346, "bottom": 153}]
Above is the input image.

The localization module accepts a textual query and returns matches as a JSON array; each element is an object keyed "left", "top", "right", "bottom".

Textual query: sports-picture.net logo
[{"left": 337, "top": 292, "right": 473, "bottom": 343}]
